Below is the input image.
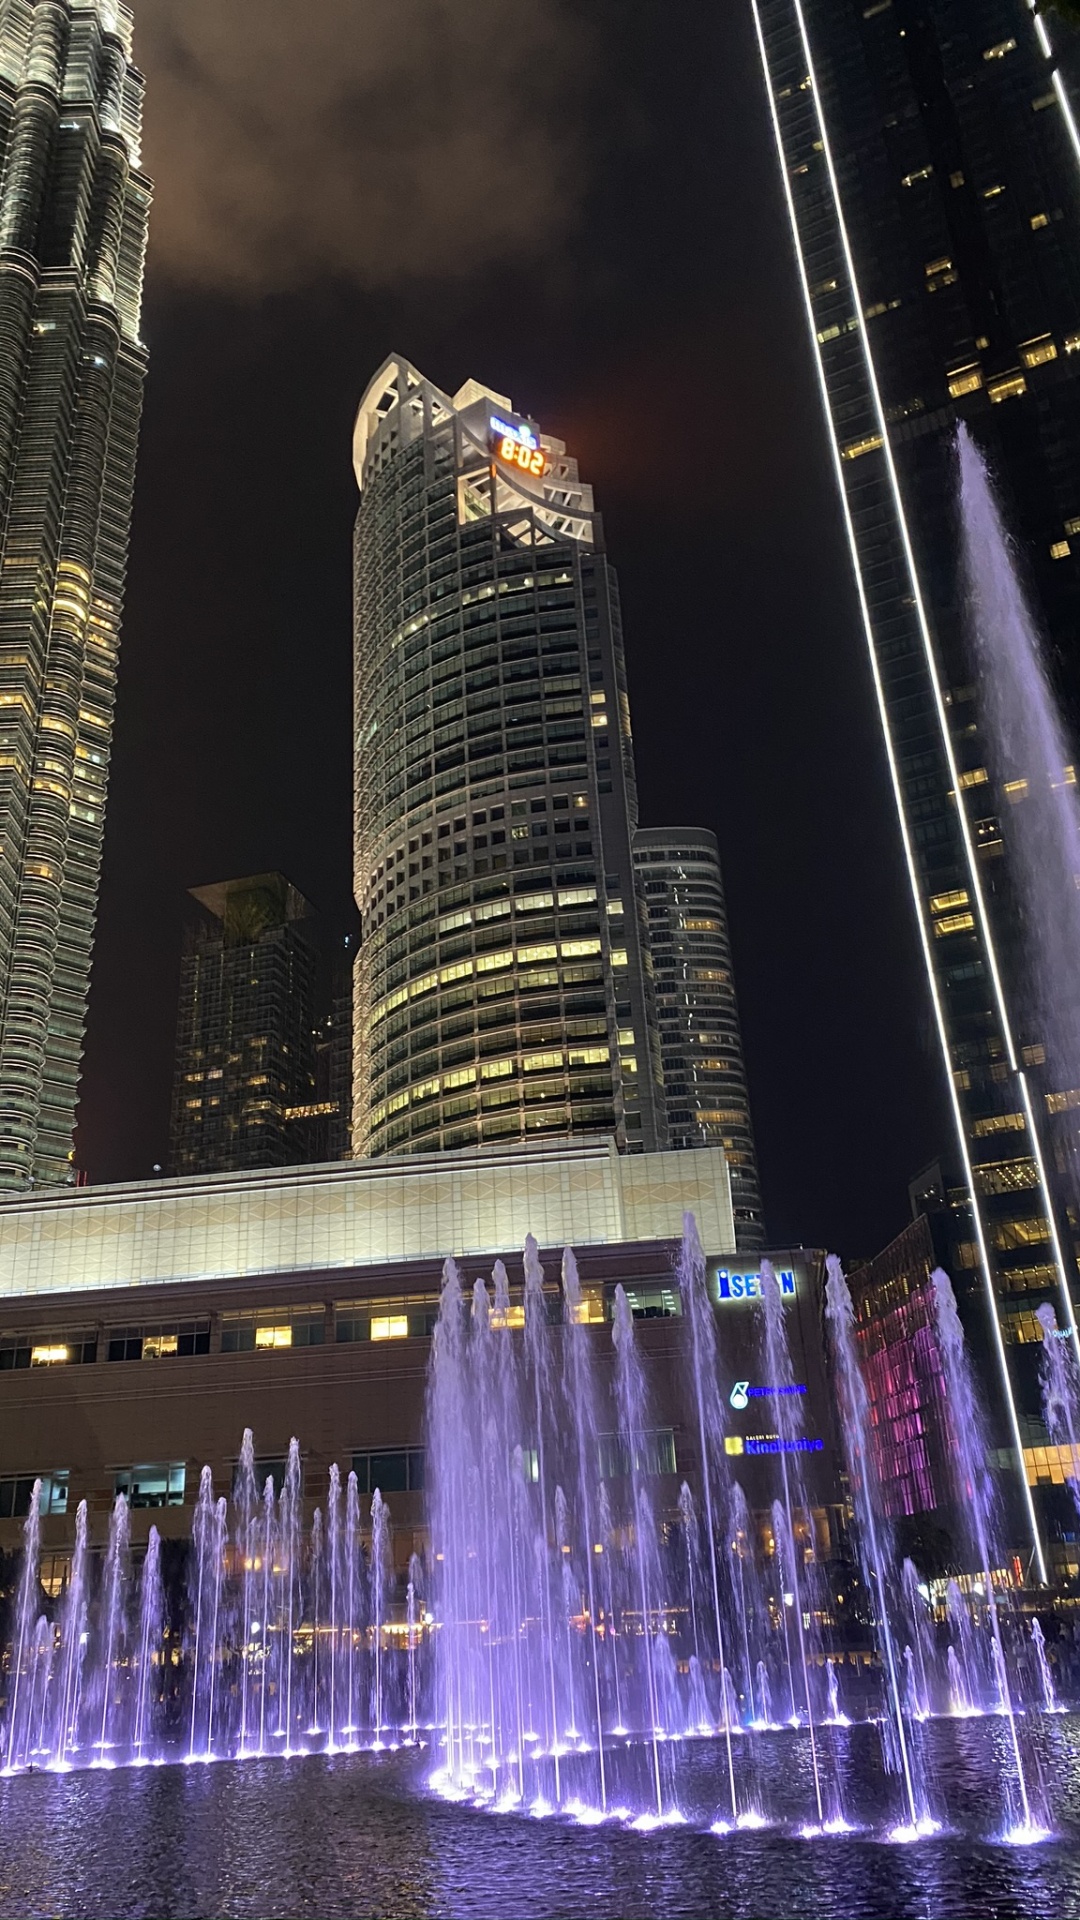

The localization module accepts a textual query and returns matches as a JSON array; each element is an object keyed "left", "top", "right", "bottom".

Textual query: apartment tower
[{"left": 634, "top": 828, "right": 764, "bottom": 1250}]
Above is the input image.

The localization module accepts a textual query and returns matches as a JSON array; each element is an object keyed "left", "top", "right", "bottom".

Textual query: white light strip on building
[
  {"left": 749, "top": 0, "right": 1048, "bottom": 1574},
  {"left": 1026, "top": 1, "right": 1080, "bottom": 185}
]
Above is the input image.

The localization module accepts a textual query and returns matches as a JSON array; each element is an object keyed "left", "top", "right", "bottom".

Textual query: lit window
[
  {"left": 957, "top": 766, "right": 988, "bottom": 789},
  {"left": 988, "top": 373, "right": 1027, "bottom": 403},
  {"left": 992, "top": 1217, "right": 1051, "bottom": 1249},
  {"left": 115, "top": 1463, "right": 186, "bottom": 1509},
  {"left": 1003, "top": 778, "right": 1029, "bottom": 802},
  {"left": 1031, "top": 213, "right": 1050, "bottom": 230},
  {"left": 571, "top": 1289, "right": 605, "bottom": 1325},
  {"left": 841, "top": 433, "right": 883, "bottom": 461},
  {"left": 983, "top": 37, "right": 1017, "bottom": 58},
  {"left": 1022, "top": 1044, "right": 1046, "bottom": 1067},
  {"left": 490, "top": 1303, "right": 526, "bottom": 1330},
  {"left": 948, "top": 367, "right": 983, "bottom": 398},
  {"left": 934, "top": 912, "right": 975, "bottom": 936},
  {"left": 371, "top": 1316, "right": 409, "bottom": 1341},
  {"left": 1051, "top": 540, "right": 1071, "bottom": 560},
  {"left": 255, "top": 1325, "right": 292, "bottom": 1349},
  {"left": 30, "top": 1344, "right": 70, "bottom": 1367},
  {"left": 929, "top": 889, "right": 969, "bottom": 912},
  {"left": 971, "top": 1112, "right": 1025, "bottom": 1135},
  {"left": 1047, "top": 1088, "right": 1080, "bottom": 1115},
  {"left": 1022, "top": 338, "right": 1057, "bottom": 368},
  {"left": 142, "top": 1332, "right": 178, "bottom": 1359}
]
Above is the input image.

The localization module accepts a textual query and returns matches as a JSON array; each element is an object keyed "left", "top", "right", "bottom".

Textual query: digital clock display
[{"left": 490, "top": 413, "right": 546, "bottom": 478}]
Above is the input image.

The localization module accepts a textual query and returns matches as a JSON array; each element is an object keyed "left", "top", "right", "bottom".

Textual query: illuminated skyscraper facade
[
  {"left": 352, "top": 357, "right": 666, "bottom": 1157},
  {"left": 0, "top": 1, "right": 149, "bottom": 1188},
  {"left": 751, "top": 0, "right": 1080, "bottom": 1565},
  {"left": 169, "top": 876, "right": 351, "bottom": 1177},
  {"left": 634, "top": 828, "right": 764, "bottom": 1250}
]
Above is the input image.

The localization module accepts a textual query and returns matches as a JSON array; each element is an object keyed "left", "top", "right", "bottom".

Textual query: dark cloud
[{"left": 137, "top": 0, "right": 590, "bottom": 292}]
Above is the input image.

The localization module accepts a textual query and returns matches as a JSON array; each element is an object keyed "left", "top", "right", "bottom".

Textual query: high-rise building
[
  {"left": 634, "top": 828, "right": 764, "bottom": 1250},
  {"left": 351, "top": 357, "right": 666, "bottom": 1158},
  {"left": 0, "top": 1, "right": 150, "bottom": 1190},
  {"left": 750, "top": 0, "right": 1080, "bottom": 1567},
  {"left": 169, "top": 875, "right": 351, "bottom": 1177}
]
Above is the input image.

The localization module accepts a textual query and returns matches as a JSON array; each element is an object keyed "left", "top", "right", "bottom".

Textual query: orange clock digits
[{"left": 498, "top": 435, "right": 546, "bottom": 477}]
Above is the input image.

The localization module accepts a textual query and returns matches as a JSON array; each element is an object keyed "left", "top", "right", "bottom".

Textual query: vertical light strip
[
  {"left": 1025, "top": 4, "right": 1080, "bottom": 225},
  {"left": 749, "top": 0, "right": 1048, "bottom": 1575}
]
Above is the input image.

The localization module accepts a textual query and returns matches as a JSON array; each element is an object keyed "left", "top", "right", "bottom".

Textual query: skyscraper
[
  {"left": 0, "top": 0, "right": 149, "bottom": 1189},
  {"left": 351, "top": 357, "right": 666, "bottom": 1158},
  {"left": 750, "top": 0, "right": 1080, "bottom": 1564},
  {"left": 634, "top": 828, "right": 764, "bottom": 1249},
  {"left": 169, "top": 875, "right": 351, "bottom": 1177}
]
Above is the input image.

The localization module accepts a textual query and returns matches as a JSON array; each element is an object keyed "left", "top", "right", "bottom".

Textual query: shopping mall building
[{"left": 0, "top": 1139, "right": 835, "bottom": 1588}]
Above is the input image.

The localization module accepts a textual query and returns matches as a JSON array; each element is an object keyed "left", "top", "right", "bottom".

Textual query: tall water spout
[
  {"left": 4, "top": 1480, "right": 42, "bottom": 1773},
  {"left": 132, "top": 1528, "right": 163, "bottom": 1762},
  {"left": 370, "top": 1488, "right": 392, "bottom": 1742},
  {"left": 611, "top": 1284, "right": 665, "bottom": 1819},
  {"left": 278, "top": 1440, "right": 302, "bottom": 1753},
  {"left": 326, "top": 1464, "right": 343, "bottom": 1750},
  {"left": 235, "top": 1428, "right": 258, "bottom": 1753},
  {"left": 257, "top": 1474, "right": 276, "bottom": 1755},
  {"left": 760, "top": 1262, "right": 836, "bottom": 1828},
  {"left": 561, "top": 1245, "right": 607, "bottom": 1808},
  {"left": 931, "top": 1267, "right": 1048, "bottom": 1836},
  {"left": 51, "top": 1499, "right": 88, "bottom": 1768},
  {"left": 344, "top": 1468, "right": 363, "bottom": 1746},
  {"left": 1036, "top": 1302, "right": 1080, "bottom": 1521},
  {"left": 677, "top": 1212, "right": 740, "bottom": 1823},
  {"left": 826, "top": 1257, "right": 931, "bottom": 1835},
  {"left": 95, "top": 1494, "right": 130, "bottom": 1762},
  {"left": 958, "top": 426, "right": 1080, "bottom": 1274}
]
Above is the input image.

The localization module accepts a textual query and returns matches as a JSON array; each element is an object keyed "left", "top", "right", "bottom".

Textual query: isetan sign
[{"left": 714, "top": 1267, "right": 796, "bottom": 1302}]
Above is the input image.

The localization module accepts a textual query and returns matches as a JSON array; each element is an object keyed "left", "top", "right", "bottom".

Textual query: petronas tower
[{"left": 0, "top": 1, "right": 149, "bottom": 1187}]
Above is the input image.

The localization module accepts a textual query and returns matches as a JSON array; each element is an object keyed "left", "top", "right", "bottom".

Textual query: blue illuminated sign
[
  {"left": 715, "top": 1268, "right": 796, "bottom": 1301},
  {"left": 729, "top": 1380, "right": 806, "bottom": 1409},
  {"left": 490, "top": 413, "right": 539, "bottom": 451},
  {"left": 745, "top": 1437, "right": 823, "bottom": 1456}
]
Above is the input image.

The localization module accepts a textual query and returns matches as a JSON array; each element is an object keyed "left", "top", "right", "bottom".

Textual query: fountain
[{"left": 0, "top": 1221, "right": 1071, "bottom": 1851}]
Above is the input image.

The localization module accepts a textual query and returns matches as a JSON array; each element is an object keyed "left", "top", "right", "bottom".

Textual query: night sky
[{"left": 73, "top": 0, "right": 951, "bottom": 1253}]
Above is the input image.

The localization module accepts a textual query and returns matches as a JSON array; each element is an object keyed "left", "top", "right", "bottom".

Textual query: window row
[{"left": 0, "top": 1284, "right": 684, "bottom": 1382}]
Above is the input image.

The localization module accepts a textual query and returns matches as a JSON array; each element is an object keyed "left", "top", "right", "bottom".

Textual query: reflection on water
[{"left": 1, "top": 1720, "right": 1080, "bottom": 1920}]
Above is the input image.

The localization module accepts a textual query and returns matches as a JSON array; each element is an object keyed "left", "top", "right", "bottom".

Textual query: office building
[
  {"left": 634, "top": 827, "right": 764, "bottom": 1249},
  {"left": 751, "top": 0, "right": 1080, "bottom": 1573},
  {"left": 0, "top": 0, "right": 150, "bottom": 1189},
  {"left": 169, "top": 874, "right": 351, "bottom": 1177},
  {"left": 351, "top": 357, "right": 666, "bottom": 1160}
]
